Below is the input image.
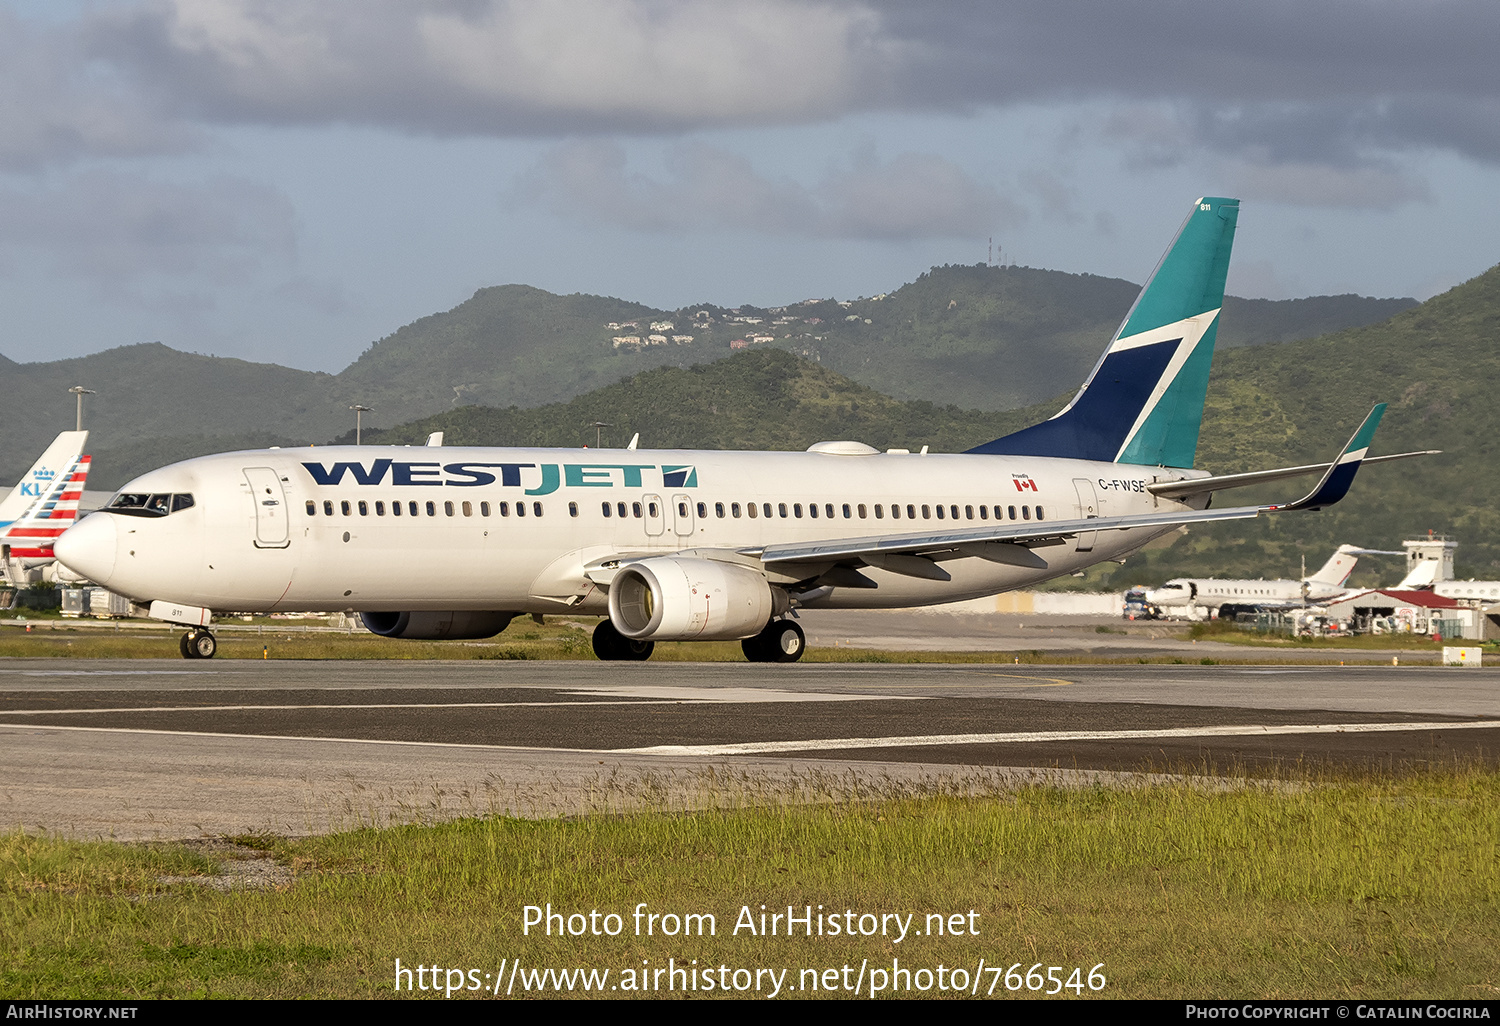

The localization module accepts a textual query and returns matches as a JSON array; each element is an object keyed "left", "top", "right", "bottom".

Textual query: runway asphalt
[{"left": 3, "top": 659, "right": 1497, "bottom": 839}]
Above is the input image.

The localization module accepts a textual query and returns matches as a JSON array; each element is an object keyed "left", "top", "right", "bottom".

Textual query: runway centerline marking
[
  {"left": 3, "top": 719, "right": 1495, "bottom": 758},
  {"left": 616, "top": 720, "right": 1500, "bottom": 756}
]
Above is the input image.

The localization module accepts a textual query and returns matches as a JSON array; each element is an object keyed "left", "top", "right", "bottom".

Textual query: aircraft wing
[{"left": 752, "top": 404, "right": 1394, "bottom": 580}]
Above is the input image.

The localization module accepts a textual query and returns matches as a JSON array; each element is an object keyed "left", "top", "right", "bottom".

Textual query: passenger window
[
  {"left": 1022, "top": 505, "right": 1031, "bottom": 520},
  {"left": 324, "top": 500, "right": 334, "bottom": 516},
  {"left": 825, "top": 504, "right": 835, "bottom": 518},
  {"left": 341, "top": 500, "right": 351, "bottom": 516},
  {"left": 1008, "top": 505, "right": 1017, "bottom": 520},
  {"left": 648, "top": 502, "right": 658, "bottom": 517},
  {"left": 306, "top": 500, "right": 316, "bottom": 516},
  {"left": 602, "top": 501, "right": 612, "bottom": 517},
  {"left": 568, "top": 502, "right": 578, "bottom": 517},
  {"left": 843, "top": 503, "right": 852, "bottom": 518},
  {"left": 890, "top": 504, "right": 900, "bottom": 520},
  {"left": 763, "top": 503, "right": 772, "bottom": 518},
  {"left": 443, "top": 501, "right": 453, "bottom": 516},
  {"left": 922, "top": 505, "right": 931, "bottom": 519},
  {"left": 462, "top": 501, "right": 472, "bottom": 517},
  {"left": 632, "top": 502, "right": 642, "bottom": 518},
  {"left": 807, "top": 503, "right": 817, "bottom": 519},
  {"left": 731, "top": 503, "right": 741, "bottom": 518},
  {"left": 935, "top": 505, "right": 944, "bottom": 519},
  {"left": 678, "top": 501, "right": 688, "bottom": 516},
  {"left": 409, "top": 501, "right": 419, "bottom": 517},
  {"left": 746, "top": 502, "right": 757, "bottom": 518},
  {"left": 779, "top": 503, "right": 788, "bottom": 518},
  {"left": 952, "top": 505, "right": 960, "bottom": 519},
  {"left": 516, "top": 502, "right": 526, "bottom": 517},
  {"left": 533, "top": 502, "right": 543, "bottom": 517},
  {"left": 376, "top": 501, "right": 386, "bottom": 516},
  {"left": 480, "top": 502, "right": 490, "bottom": 517},
  {"left": 713, "top": 502, "right": 723, "bottom": 518},
  {"left": 979, "top": 505, "right": 987, "bottom": 520},
  {"left": 358, "top": 500, "right": 368, "bottom": 516},
  {"left": 426, "top": 501, "right": 436, "bottom": 517},
  {"left": 1036, "top": 506, "right": 1044, "bottom": 520},
  {"left": 499, "top": 502, "right": 510, "bottom": 517},
  {"left": 907, "top": 504, "right": 916, "bottom": 519},
  {"left": 617, "top": 502, "right": 627, "bottom": 518},
  {"left": 392, "top": 500, "right": 402, "bottom": 517}
]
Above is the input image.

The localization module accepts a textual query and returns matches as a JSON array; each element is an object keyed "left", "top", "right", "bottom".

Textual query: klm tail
[
  {"left": 0, "top": 431, "right": 90, "bottom": 526},
  {"left": 967, "top": 197, "right": 1239, "bottom": 467}
]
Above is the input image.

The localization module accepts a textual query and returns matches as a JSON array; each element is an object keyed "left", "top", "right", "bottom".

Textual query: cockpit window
[{"left": 108, "top": 492, "right": 195, "bottom": 517}]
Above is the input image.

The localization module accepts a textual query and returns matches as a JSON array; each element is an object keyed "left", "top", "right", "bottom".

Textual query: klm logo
[
  {"left": 302, "top": 461, "right": 699, "bottom": 496},
  {"left": 19, "top": 467, "right": 56, "bottom": 497}
]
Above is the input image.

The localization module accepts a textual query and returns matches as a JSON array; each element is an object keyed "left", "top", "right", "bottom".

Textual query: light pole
[
  {"left": 69, "top": 386, "right": 95, "bottom": 431},
  {"left": 349, "top": 405, "right": 372, "bottom": 445},
  {"left": 589, "top": 421, "right": 612, "bottom": 448}
]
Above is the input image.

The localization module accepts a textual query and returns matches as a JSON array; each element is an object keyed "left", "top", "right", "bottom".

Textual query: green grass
[{"left": 4, "top": 767, "right": 1498, "bottom": 999}]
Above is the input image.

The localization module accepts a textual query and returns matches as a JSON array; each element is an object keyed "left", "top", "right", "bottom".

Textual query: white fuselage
[
  {"left": 65, "top": 445, "right": 1198, "bottom": 615},
  {"left": 1145, "top": 577, "right": 1346, "bottom": 609}
]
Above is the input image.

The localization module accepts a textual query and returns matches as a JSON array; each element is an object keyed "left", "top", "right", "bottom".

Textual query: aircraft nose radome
[{"left": 53, "top": 513, "right": 117, "bottom": 585}]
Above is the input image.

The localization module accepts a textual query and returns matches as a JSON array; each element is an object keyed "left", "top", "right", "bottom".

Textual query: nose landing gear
[{"left": 179, "top": 629, "right": 217, "bottom": 659}]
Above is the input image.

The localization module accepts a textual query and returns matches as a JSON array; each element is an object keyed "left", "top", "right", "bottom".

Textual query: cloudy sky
[{"left": 3, "top": 0, "right": 1498, "bottom": 372}]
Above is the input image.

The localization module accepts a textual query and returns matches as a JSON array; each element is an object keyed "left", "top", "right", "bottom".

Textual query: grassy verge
[
  {"left": 1186, "top": 620, "right": 1468, "bottom": 651},
  {"left": 4, "top": 767, "right": 1498, "bottom": 999}
]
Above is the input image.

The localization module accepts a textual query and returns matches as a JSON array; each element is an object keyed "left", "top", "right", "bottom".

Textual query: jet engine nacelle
[
  {"left": 359, "top": 610, "right": 517, "bottom": 640},
  {"left": 608, "top": 556, "right": 785, "bottom": 641}
]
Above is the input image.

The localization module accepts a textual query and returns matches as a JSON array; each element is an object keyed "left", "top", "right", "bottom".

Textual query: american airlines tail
[
  {"left": 967, "top": 197, "right": 1238, "bottom": 467},
  {"left": 1, "top": 431, "right": 92, "bottom": 569}
]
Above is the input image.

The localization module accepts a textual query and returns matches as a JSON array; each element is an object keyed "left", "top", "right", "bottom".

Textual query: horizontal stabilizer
[{"left": 1148, "top": 449, "right": 1438, "bottom": 501}]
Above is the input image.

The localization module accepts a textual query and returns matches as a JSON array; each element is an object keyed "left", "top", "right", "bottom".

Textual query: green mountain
[{"left": 2, "top": 266, "right": 1411, "bottom": 487}]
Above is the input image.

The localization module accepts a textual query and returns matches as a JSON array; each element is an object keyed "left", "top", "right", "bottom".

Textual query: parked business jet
[
  {"left": 1, "top": 431, "right": 92, "bottom": 587},
  {"left": 1143, "top": 544, "right": 1403, "bottom": 617},
  {"left": 53, "top": 198, "right": 1430, "bottom": 660}
]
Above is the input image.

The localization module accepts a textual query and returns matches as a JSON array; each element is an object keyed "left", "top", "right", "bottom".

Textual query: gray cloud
[
  {"left": 0, "top": 9, "right": 193, "bottom": 170},
  {"left": 0, "top": 171, "right": 296, "bottom": 287},
  {"left": 87, "top": 0, "right": 899, "bottom": 134},
  {"left": 1, "top": 0, "right": 1491, "bottom": 202},
  {"left": 76, "top": 1, "right": 1498, "bottom": 164},
  {"left": 521, "top": 139, "right": 1021, "bottom": 239}
]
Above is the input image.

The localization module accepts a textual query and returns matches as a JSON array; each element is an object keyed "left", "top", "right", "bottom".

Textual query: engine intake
[
  {"left": 609, "top": 556, "right": 784, "bottom": 641},
  {"left": 360, "top": 610, "right": 517, "bottom": 640}
]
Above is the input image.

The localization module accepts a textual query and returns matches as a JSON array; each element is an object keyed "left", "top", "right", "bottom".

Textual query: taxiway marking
[{"left": 3, "top": 718, "right": 1495, "bottom": 757}]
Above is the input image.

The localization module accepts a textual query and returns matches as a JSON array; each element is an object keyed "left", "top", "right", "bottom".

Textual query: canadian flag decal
[{"left": 1012, "top": 474, "right": 1039, "bottom": 492}]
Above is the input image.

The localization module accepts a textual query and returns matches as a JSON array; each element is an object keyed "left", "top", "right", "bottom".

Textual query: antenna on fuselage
[{"left": 627, "top": 433, "right": 639, "bottom": 451}]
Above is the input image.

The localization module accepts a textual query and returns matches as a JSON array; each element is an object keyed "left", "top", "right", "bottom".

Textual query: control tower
[{"left": 1401, "top": 533, "right": 1456, "bottom": 588}]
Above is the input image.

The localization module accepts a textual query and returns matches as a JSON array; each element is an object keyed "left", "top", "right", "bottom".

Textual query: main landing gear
[
  {"left": 591, "top": 618, "right": 654, "bottom": 661},
  {"left": 179, "top": 629, "right": 217, "bottom": 659},
  {"left": 742, "top": 618, "right": 805, "bottom": 663}
]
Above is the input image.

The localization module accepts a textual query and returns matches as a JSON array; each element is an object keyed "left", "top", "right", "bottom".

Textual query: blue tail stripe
[{"left": 966, "top": 340, "right": 1182, "bottom": 458}]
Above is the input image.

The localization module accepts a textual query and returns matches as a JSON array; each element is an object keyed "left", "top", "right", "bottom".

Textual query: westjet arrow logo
[{"left": 301, "top": 460, "right": 698, "bottom": 496}]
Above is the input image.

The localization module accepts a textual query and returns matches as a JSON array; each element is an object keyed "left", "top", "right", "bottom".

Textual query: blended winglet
[{"left": 1267, "top": 404, "right": 1386, "bottom": 513}]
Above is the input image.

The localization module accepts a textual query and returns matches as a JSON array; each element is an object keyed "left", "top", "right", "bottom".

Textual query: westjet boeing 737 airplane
[{"left": 53, "top": 198, "right": 1431, "bottom": 660}]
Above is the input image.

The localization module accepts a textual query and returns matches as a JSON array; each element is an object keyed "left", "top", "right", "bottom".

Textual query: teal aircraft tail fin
[{"left": 967, "top": 197, "right": 1239, "bottom": 468}]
